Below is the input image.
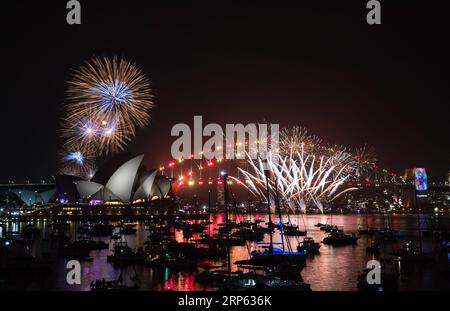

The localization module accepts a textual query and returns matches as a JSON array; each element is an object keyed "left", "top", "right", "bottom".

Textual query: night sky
[{"left": 2, "top": 1, "right": 449, "bottom": 182}]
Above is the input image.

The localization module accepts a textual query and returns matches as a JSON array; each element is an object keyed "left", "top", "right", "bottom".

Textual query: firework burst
[
  {"left": 352, "top": 144, "right": 377, "bottom": 179},
  {"left": 58, "top": 143, "right": 95, "bottom": 179},
  {"left": 234, "top": 148, "right": 357, "bottom": 213},
  {"left": 233, "top": 125, "right": 364, "bottom": 213},
  {"left": 62, "top": 56, "right": 154, "bottom": 154},
  {"left": 279, "top": 126, "right": 322, "bottom": 156}
]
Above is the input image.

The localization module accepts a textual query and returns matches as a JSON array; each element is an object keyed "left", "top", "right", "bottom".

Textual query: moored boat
[
  {"left": 322, "top": 231, "right": 358, "bottom": 246},
  {"left": 297, "top": 237, "right": 321, "bottom": 254}
]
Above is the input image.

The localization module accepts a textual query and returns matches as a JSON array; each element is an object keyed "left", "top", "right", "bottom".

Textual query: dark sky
[{"left": 2, "top": 0, "right": 449, "bottom": 182}]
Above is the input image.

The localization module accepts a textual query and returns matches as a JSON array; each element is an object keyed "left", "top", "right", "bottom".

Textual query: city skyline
[{"left": 1, "top": 1, "right": 450, "bottom": 295}]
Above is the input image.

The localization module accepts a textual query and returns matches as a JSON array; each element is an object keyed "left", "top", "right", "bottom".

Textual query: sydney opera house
[{"left": 53, "top": 155, "right": 172, "bottom": 206}]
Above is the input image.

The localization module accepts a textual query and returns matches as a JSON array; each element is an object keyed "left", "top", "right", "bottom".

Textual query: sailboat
[
  {"left": 391, "top": 215, "right": 433, "bottom": 262},
  {"left": 322, "top": 230, "right": 358, "bottom": 246},
  {"left": 297, "top": 237, "right": 321, "bottom": 254},
  {"left": 376, "top": 212, "right": 402, "bottom": 242},
  {"left": 234, "top": 174, "right": 306, "bottom": 268},
  {"left": 283, "top": 209, "right": 307, "bottom": 236},
  {"left": 358, "top": 207, "right": 378, "bottom": 235}
]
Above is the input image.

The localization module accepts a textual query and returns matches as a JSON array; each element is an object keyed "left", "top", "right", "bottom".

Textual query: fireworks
[
  {"left": 233, "top": 126, "right": 374, "bottom": 213},
  {"left": 279, "top": 126, "right": 322, "bottom": 156},
  {"left": 59, "top": 144, "right": 95, "bottom": 179},
  {"left": 62, "top": 56, "right": 154, "bottom": 155},
  {"left": 352, "top": 145, "right": 377, "bottom": 179},
  {"left": 58, "top": 56, "right": 154, "bottom": 177},
  {"left": 235, "top": 149, "right": 357, "bottom": 213}
]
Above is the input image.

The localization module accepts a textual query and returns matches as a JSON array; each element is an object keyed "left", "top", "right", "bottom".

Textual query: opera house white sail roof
[{"left": 74, "top": 155, "right": 171, "bottom": 203}]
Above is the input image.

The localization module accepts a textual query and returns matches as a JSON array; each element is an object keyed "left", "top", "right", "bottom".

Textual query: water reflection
[{"left": 0, "top": 214, "right": 449, "bottom": 291}]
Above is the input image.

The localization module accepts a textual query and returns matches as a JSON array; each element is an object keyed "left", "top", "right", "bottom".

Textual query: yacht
[
  {"left": 322, "top": 231, "right": 358, "bottom": 246},
  {"left": 107, "top": 241, "right": 146, "bottom": 265},
  {"left": 391, "top": 241, "right": 433, "bottom": 262},
  {"left": 234, "top": 247, "right": 307, "bottom": 268},
  {"left": 297, "top": 237, "right": 321, "bottom": 254},
  {"left": 283, "top": 224, "right": 307, "bottom": 236}
]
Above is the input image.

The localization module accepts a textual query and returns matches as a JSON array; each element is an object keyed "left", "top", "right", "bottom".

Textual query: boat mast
[
  {"left": 264, "top": 169, "right": 273, "bottom": 255},
  {"left": 222, "top": 172, "right": 231, "bottom": 274},
  {"left": 274, "top": 176, "right": 285, "bottom": 252}
]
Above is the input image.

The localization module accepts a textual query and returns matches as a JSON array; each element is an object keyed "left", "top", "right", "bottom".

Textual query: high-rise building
[{"left": 403, "top": 168, "right": 429, "bottom": 211}]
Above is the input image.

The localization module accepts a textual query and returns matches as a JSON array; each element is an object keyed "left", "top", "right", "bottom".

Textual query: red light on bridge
[{"left": 198, "top": 180, "right": 204, "bottom": 186}]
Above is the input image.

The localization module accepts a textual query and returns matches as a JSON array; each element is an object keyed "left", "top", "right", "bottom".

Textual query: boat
[
  {"left": 219, "top": 272, "right": 311, "bottom": 291},
  {"left": 391, "top": 241, "right": 434, "bottom": 262},
  {"left": 166, "top": 241, "right": 226, "bottom": 259},
  {"left": 146, "top": 223, "right": 171, "bottom": 234},
  {"left": 322, "top": 231, "right": 358, "bottom": 246},
  {"left": 264, "top": 262, "right": 305, "bottom": 282},
  {"left": 239, "top": 221, "right": 258, "bottom": 228},
  {"left": 358, "top": 207, "right": 377, "bottom": 235},
  {"left": 320, "top": 224, "right": 342, "bottom": 233},
  {"left": 234, "top": 247, "right": 307, "bottom": 268},
  {"left": 107, "top": 241, "right": 146, "bottom": 265},
  {"left": 146, "top": 253, "right": 197, "bottom": 270},
  {"left": 376, "top": 227, "right": 402, "bottom": 242},
  {"left": 283, "top": 225, "right": 307, "bottom": 236},
  {"left": 217, "top": 222, "right": 240, "bottom": 230},
  {"left": 252, "top": 225, "right": 274, "bottom": 234},
  {"left": 176, "top": 222, "right": 206, "bottom": 233},
  {"left": 297, "top": 237, "right": 321, "bottom": 254},
  {"left": 196, "top": 270, "right": 236, "bottom": 286},
  {"left": 90, "top": 275, "right": 139, "bottom": 291},
  {"left": 267, "top": 221, "right": 281, "bottom": 230},
  {"left": 231, "top": 228, "right": 264, "bottom": 241}
]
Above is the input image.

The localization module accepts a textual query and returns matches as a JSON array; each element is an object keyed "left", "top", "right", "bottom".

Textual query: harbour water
[{"left": 1, "top": 214, "right": 449, "bottom": 291}]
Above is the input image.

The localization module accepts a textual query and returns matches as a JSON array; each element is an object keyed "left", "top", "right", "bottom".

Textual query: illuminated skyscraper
[{"left": 403, "top": 168, "right": 429, "bottom": 212}]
